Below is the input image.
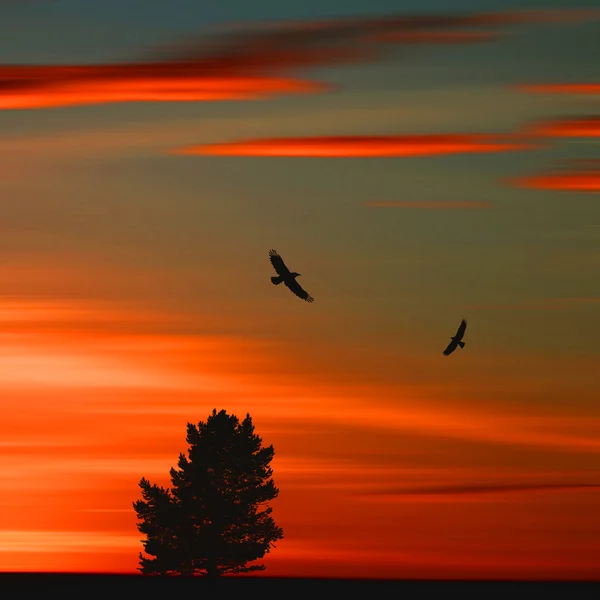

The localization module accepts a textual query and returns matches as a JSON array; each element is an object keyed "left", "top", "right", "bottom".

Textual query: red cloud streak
[
  {"left": 0, "top": 64, "right": 325, "bottom": 109},
  {"left": 528, "top": 117, "right": 600, "bottom": 138},
  {"left": 517, "top": 83, "right": 600, "bottom": 95},
  {"left": 514, "top": 172, "right": 600, "bottom": 192},
  {"left": 175, "top": 134, "right": 532, "bottom": 158},
  {"left": 1, "top": 9, "right": 597, "bottom": 110}
]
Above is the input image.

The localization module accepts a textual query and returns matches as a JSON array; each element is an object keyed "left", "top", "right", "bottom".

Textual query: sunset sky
[{"left": 1, "top": 0, "right": 600, "bottom": 580}]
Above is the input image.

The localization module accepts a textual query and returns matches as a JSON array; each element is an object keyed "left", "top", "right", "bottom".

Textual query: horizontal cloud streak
[
  {"left": 528, "top": 116, "right": 600, "bottom": 138},
  {"left": 175, "top": 134, "right": 531, "bottom": 158},
  {"left": 0, "top": 531, "right": 140, "bottom": 553},
  {"left": 513, "top": 171, "right": 600, "bottom": 192},
  {"left": 360, "top": 482, "right": 600, "bottom": 497},
  {"left": 153, "top": 8, "right": 599, "bottom": 64},
  {"left": 0, "top": 295, "right": 283, "bottom": 393},
  {"left": 0, "top": 65, "right": 324, "bottom": 109},
  {"left": 1, "top": 8, "right": 595, "bottom": 111},
  {"left": 516, "top": 83, "right": 600, "bottom": 95}
]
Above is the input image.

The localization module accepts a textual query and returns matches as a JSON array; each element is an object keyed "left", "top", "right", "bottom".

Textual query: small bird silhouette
[
  {"left": 443, "top": 318, "right": 467, "bottom": 356},
  {"left": 268, "top": 249, "right": 314, "bottom": 303}
]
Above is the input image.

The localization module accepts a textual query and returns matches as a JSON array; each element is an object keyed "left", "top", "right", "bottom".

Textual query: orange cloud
[
  {"left": 513, "top": 171, "right": 600, "bottom": 192},
  {"left": 0, "top": 295, "right": 283, "bottom": 393},
  {"left": 527, "top": 116, "right": 600, "bottom": 138},
  {"left": 516, "top": 83, "right": 600, "bottom": 94},
  {"left": 175, "top": 134, "right": 531, "bottom": 158},
  {"left": 2, "top": 9, "right": 596, "bottom": 111},
  {"left": 0, "top": 65, "right": 324, "bottom": 109},
  {"left": 365, "top": 200, "right": 492, "bottom": 209}
]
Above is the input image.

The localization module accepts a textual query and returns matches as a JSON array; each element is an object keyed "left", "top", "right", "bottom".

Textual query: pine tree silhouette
[{"left": 133, "top": 409, "right": 284, "bottom": 577}]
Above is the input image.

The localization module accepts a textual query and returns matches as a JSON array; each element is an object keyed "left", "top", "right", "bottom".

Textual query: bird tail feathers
[
  {"left": 458, "top": 341, "right": 465, "bottom": 348},
  {"left": 271, "top": 276, "right": 283, "bottom": 285}
]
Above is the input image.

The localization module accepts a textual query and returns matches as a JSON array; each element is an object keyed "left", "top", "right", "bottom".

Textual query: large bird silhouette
[
  {"left": 269, "top": 249, "right": 314, "bottom": 303},
  {"left": 443, "top": 318, "right": 467, "bottom": 356}
]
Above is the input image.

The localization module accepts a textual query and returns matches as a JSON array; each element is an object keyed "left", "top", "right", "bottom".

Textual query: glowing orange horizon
[
  {"left": 3, "top": 288, "right": 600, "bottom": 577},
  {"left": 175, "top": 134, "right": 532, "bottom": 158}
]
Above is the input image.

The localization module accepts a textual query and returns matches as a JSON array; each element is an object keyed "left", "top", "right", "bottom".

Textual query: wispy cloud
[
  {"left": 357, "top": 482, "right": 600, "bottom": 498},
  {"left": 174, "top": 134, "right": 532, "bottom": 158},
  {"left": 152, "top": 8, "right": 599, "bottom": 64},
  {"left": 516, "top": 83, "right": 600, "bottom": 95},
  {"left": 1, "top": 8, "right": 596, "bottom": 111},
  {"left": 0, "top": 65, "right": 324, "bottom": 109},
  {"left": 526, "top": 116, "right": 600, "bottom": 138},
  {"left": 0, "top": 531, "right": 139, "bottom": 553},
  {"left": 0, "top": 295, "right": 281, "bottom": 392},
  {"left": 365, "top": 200, "right": 492, "bottom": 209},
  {"left": 512, "top": 171, "right": 600, "bottom": 192}
]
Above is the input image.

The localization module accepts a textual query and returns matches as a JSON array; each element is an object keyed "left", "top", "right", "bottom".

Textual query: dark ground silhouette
[{"left": 2, "top": 573, "right": 599, "bottom": 597}]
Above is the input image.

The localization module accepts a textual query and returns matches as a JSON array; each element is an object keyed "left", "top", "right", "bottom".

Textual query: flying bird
[
  {"left": 269, "top": 249, "right": 314, "bottom": 303},
  {"left": 443, "top": 318, "right": 467, "bottom": 356}
]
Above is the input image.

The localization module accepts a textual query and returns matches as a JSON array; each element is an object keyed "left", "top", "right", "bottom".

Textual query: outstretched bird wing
[
  {"left": 455, "top": 318, "right": 467, "bottom": 339},
  {"left": 443, "top": 319, "right": 467, "bottom": 355},
  {"left": 269, "top": 249, "right": 290, "bottom": 276},
  {"left": 285, "top": 278, "right": 314, "bottom": 303},
  {"left": 443, "top": 339, "right": 457, "bottom": 356}
]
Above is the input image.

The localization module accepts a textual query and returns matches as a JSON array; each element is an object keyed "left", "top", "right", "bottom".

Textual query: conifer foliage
[{"left": 133, "top": 409, "right": 284, "bottom": 577}]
